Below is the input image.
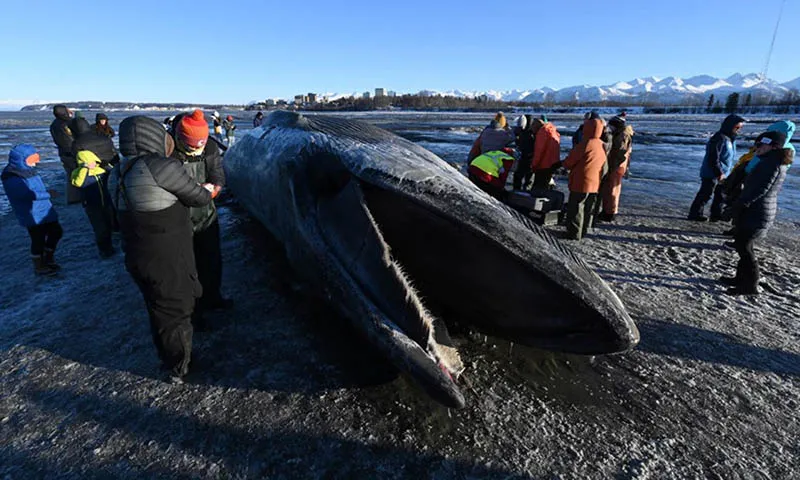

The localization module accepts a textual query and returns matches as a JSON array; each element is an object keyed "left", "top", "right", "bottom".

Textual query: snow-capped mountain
[{"left": 414, "top": 73, "right": 799, "bottom": 105}]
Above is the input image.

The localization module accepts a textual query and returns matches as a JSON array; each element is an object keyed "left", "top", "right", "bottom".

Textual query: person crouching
[
  {"left": 2, "top": 145, "right": 63, "bottom": 275},
  {"left": 562, "top": 118, "right": 607, "bottom": 240},
  {"left": 117, "top": 116, "right": 213, "bottom": 381},
  {"left": 720, "top": 130, "right": 793, "bottom": 296}
]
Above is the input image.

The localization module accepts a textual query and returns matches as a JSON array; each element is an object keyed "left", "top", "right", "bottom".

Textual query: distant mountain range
[
  {"left": 318, "top": 73, "right": 799, "bottom": 106},
  {"left": 415, "top": 73, "right": 800, "bottom": 105}
]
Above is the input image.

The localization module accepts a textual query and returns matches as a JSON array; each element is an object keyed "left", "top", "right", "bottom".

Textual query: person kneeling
[{"left": 467, "top": 150, "right": 514, "bottom": 201}]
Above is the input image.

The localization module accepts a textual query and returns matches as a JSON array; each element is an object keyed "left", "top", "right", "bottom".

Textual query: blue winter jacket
[
  {"left": 734, "top": 147, "right": 791, "bottom": 235},
  {"left": 700, "top": 114, "right": 746, "bottom": 179},
  {"left": 1, "top": 144, "right": 59, "bottom": 227}
]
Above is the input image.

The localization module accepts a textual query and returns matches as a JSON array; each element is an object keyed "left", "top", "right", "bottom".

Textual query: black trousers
[
  {"left": 84, "top": 201, "right": 116, "bottom": 254},
  {"left": 27, "top": 222, "right": 63, "bottom": 255},
  {"left": 689, "top": 178, "right": 725, "bottom": 219},
  {"left": 127, "top": 250, "right": 198, "bottom": 376},
  {"left": 194, "top": 219, "right": 224, "bottom": 306},
  {"left": 734, "top": 229, "right": 759, "bottom": 292},
  {"left": 532, "top": 165, "right": 558, "bottom": 190},
  {"left": 513, "top": 160, "right": 533, "bottom": 190}
]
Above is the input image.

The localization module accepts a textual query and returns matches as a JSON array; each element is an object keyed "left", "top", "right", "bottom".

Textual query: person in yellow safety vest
[{"left": 467, "top": 149, "right": 515, "bottom": 200}]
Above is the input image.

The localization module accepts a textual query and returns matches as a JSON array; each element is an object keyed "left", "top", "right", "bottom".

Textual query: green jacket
[{"left": 170, "top": 140, "right": 225, "bottom": 233}]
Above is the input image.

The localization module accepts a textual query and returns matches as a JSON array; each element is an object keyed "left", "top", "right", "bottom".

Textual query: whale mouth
[{"left": 356, "top": 182, "right": 639, "bottom": 356}]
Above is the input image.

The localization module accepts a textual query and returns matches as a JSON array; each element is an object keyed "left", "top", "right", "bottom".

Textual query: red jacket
[{"left": 531, "top": 122, "right": 561, "bottom": 170}]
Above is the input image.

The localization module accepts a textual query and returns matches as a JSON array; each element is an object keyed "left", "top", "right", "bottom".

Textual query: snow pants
[
  {"left": 689, "top": 178, "right": 725, "bottom": 219},
  {"left": 733, "top": 228, "right": 761, "bottom": 293},
  {"left": 602, "top": 166, "right": 626, "bottom": 215},
  {"left": 566, "top": 192, "right": 597, "bottom": 240},
  {"left": 194, "top": 219, "right": 224, "bottom": 309},
  {"left": 84, "top": 201, "right": 117, "bottom": 255},
  {"left": 27, "top": 221, "right": 63, "bottom": 255}
]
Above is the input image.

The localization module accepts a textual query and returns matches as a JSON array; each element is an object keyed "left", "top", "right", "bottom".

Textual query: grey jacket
[
  {"left": 117, "top": 116, "right": 211, "bottom": 213},
  {"left": 480, "top": 123, "right": 515, "bottom": 154}
]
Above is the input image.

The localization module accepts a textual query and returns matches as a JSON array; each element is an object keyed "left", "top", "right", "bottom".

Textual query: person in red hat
[
  {"left": 170, "top": 110, "right": 232, "bottom": 331},
  {"left": 223, "top": 115, "right": 236, "bottom": 146}
]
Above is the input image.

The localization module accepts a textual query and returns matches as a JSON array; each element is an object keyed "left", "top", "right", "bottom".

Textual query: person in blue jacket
[
  {"left": 1, "top": 144, "right": 64, "bottom": 275},
  {"left": 688, "top": 114, "right": 746, "bottom": 221},
  {"left": 720, "top": 130, "right": 792, "bottom": 295}
]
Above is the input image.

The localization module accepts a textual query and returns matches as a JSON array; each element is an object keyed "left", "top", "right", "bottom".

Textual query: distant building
[
  {"left": 294, "top": 95, "right": 305, "bottom": 105},
  {"left": 265, "top": 99, "right": 275, "bottom": 106},
  {"left": 388, "top": 91, "right": 397, "bottom": 97},
  {"left": 375, "top": 88, "right": 386, "bottom": 97},
  {"left": 363, "top": 91, "right": 371, "bottom": 99},
  {"left": 308, "top": 93, "right": 318, "bottom": 104}
]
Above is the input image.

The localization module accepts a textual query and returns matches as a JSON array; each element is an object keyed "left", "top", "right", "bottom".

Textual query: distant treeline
[
  {"left": 246, "top": 90, "right": 800, "bottom": 115},
  {"left": 20, "top": 101, "right": 244, "bottom": 112}
]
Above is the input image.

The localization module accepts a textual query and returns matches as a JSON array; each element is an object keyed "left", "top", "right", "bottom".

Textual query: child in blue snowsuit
[{"left": 1, "top": 144, "right": 63, "bottom": 275}]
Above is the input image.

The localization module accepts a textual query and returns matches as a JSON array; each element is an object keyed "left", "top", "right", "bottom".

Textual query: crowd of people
[
  {"left": 1, "top": 106, "right": 795, "bottom": 381},
  {"left": 466, "top": 111, "right": 795, "bottom": 295},
  {"left": 2, "top": 105, "right": 234, "bottom": 382}
]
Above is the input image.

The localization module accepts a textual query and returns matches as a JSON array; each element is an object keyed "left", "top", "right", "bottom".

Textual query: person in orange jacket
[
  {"left": 562, "top": 118, "right": 607, "bottom": 240},
  {"left": 530, "top": 116, "right": 562, "bottom": 189}
]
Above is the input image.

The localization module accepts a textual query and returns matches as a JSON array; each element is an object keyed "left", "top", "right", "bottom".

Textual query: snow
[{"left": 1, "top": 112, "right": 799, "bottom": 478}]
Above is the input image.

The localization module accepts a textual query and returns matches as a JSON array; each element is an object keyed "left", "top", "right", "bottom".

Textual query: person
[
  {"left": 49, "top": 104, "right": 82, "bottom": 205},
  {"left": 513, "top": 114, "right": 535, "bottom": 190},
  {"left": 94, "top": 113, "right": 115, "bottom": 138},
  {"left": 171, "top": 110, "right": 232, "bottom": 331},
  {"left": 720, "top": 130, "right": 792, "bottom": 295},
  {"left": 530, "top": 117, "right": 562, "bottom": 189},
  {"left": 721, "top": 120, "right": 795, "bottom": 237},
  {"left": 1, "top": 144, "right": 63, "bottom": 275},
  {"left": 253, "top": 111, "right": 264, "bottom": 128},
  {"left": 467, "top": 112, "right": 516, "bottom": 162},
  {"left": 223, "top": 115, "right": 236, "bottom": 145},
  {"left": 71, "top": 117, "right": 120, "bottom": 257},
  {"left": 688, "top": 114, "right": 746, "bottom": 221},
  {"left": 562, "top": 118, "right": 606, "bottom": 240},
  {"left": 467, "top": 149, "right": 515, "bottom": 200},
  {"left": 116, "top": 115, "right": 214, "bottom": 381},
  {"left": 599, "top": 115, "right": 634, "bottom": 222},
  {"left": 212, "top": 111, "right": 223, "bottom": 141}
]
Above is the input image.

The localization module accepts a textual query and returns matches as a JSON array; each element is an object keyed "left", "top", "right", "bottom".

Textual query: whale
[{"left": 223, "top": 111, "right": 639, "bottom": 408}]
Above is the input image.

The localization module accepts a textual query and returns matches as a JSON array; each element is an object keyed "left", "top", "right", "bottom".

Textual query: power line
[{"left": 761, "top": 0, "right": 787, "bottom": 81}]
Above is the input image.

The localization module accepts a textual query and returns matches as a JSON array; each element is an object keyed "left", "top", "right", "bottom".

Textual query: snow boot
[
  {"left": 42, "top": 248, "right": 61, "bottom": 271},
  {"left": 32, "top": 255, "right": 57, "bottom": 276}
]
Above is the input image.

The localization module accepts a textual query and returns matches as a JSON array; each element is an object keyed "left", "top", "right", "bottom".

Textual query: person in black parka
[
  {"left": 117, "top": 115, "right": 213, "bottom": 380},
  {"left": 170, "top": 110, "right": 232, "bottom": 332},
  {"left": 513, "top": 114, "right": 535, "bottom": 190},
  {"left": 49, "top": 104, "right": 82, "bottom": 205},
  {"left": 720, "top": 130, "right": 793, "bottom": 296},
  {"left": 71, "top": 117, "right": 120, "bottom": 257}
]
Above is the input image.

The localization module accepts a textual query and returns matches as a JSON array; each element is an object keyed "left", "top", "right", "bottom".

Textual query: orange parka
[
  {"left": 563, "top": 118, "right": 607, "bottom": 193},
  {"left": 531, "top": 122, "right": 561, "bottom": 170}
]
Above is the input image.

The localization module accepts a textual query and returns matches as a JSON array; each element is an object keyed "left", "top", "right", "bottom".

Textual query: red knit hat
[{"left": 179, "top": 109, "right": 209, "bottom": 148}]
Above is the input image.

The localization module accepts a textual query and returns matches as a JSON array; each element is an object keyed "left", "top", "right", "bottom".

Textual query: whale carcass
[{"left": 223, "top": 112, "right": 639, "bottom": 408}]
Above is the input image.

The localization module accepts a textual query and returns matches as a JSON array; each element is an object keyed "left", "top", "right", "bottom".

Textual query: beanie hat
[
  {"left": 178, "top": 109, "right": 209, "bottom": 148},
  {"left": 755, "top": 130, "right": 787, "bottom": 148},
  {"left": 226, "top": 115, "right": 233, "bottom": 121},
  {"left": 96, "top": 113, "right": 108, "bottom": 122},
  {"left": 494, "top": 112, "right": 507, "bottom": 129}
]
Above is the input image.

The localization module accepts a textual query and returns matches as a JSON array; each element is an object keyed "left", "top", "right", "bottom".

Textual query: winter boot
[
  {"left": 43, "top": 248, "right": 61, "bottom": 271},
  {"left": 32, "top": 255, "right": 57, "bottom": 276}
]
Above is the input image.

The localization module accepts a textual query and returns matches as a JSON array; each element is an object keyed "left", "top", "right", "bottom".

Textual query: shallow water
[{"left": 2, "top": 110, "right": 798, "bottom": 222}]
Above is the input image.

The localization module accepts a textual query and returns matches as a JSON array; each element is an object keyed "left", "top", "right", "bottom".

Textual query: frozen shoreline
[{"left": 1, "top": 173, "right": 798, "bottom": 478}]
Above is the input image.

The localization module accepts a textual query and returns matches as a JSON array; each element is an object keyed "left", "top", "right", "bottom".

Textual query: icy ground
[{"left": 1, "top": 170, "right": 798, "bottom": 479}]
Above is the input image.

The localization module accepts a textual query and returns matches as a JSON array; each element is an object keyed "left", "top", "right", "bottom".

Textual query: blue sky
[{"left": 0, "top": 0, "right": 797, "bottom": 106}]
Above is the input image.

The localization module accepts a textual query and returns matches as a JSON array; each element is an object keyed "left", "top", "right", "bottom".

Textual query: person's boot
[
  {"left": 722, "top": 227, "right": 736, "bottom": 236},
  {"left": 687, "top": 213, "right": 708, "bottom": 222},
  {"left": 32, "top": 255, "right": 57, "bottom": 276},
  {"left": 718, "top": 275, "right": 738, "bottom": 286},
  {"left": 42, "top": 248, "right": 61, "bottom": 271},
  {"left": 725, "top": 286, "right": 758, "bottom": 296}
]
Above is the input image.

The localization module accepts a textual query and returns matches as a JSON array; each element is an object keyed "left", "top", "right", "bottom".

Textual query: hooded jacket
[
  {"left": 49, "top": 105, "right": 74, "bottom": 160},
  {"left": 745, "top": 120, "right": 795, "bottom": 174},
  {"left": 733, "top": 147, "right": 792, "bottom": 234},
  {"left": 1, "top": 144, "right": 59, "bottom": 227},
  {"left": 515, "top": 114, "right": 535, "bottom": 163},
  {"left": 700, "top": 114, "right": 745, "bottom": 179},
  {"left": 563, "top": 119, "right": 607, "bottom": 193},
  {"left": 608, "top": 123, "right": 634, "bottom": 172},
  {"left": 72, "top": 118, "right": 120, "bottom": 170},
  {"left": 531, "top": 122, "right": 561, "bottom": 170},
  {"left": 117, "top": 116, "right": 211, "bottom": 214}
]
